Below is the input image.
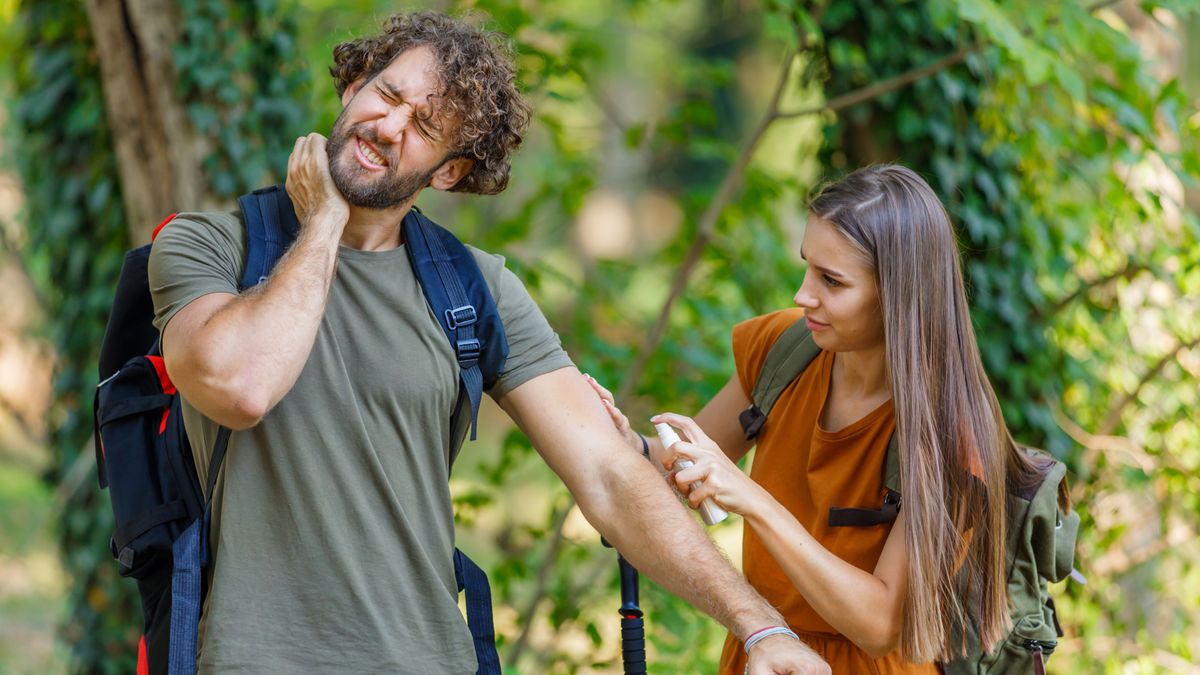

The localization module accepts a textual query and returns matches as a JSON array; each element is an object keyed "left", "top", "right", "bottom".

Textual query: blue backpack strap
[
  {"left": 238, "top": 185, "right": 300, "bottom": 291},
  {"left": 402, "top": 208, "right": 508, "bottom": 440},
  {"left": 454, "top": 549, "right": 501, "bottom": 675},
  {"left": 168, "top": 517, "right": 203, "bottom": 675},
  {"left": 167, "top": 425, "right": 232, "bottom": 675}
]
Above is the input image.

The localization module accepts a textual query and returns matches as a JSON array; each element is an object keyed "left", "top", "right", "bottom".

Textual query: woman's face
[{"left": 793, "top": 215, "right": 885, "bottom": 353}]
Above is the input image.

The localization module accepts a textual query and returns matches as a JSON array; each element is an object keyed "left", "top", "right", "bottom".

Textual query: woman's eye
[{"left": 823, "top": 275, "right": 842, "bottom": 287}]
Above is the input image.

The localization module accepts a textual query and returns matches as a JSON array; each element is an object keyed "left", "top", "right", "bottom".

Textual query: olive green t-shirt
[{"left": 148, "top": 210, "right": 573, "bottom": 673}]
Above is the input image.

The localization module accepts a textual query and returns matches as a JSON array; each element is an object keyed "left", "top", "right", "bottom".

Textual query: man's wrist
[
  {"left": 731, "top": 606, "right": 789, "bottom": 643},
  {"left": 744, "top": 626, "right": 800, "bottom": 655}
]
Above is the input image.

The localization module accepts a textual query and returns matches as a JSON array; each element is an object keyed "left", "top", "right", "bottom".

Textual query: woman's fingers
[
  {"left": 674, "top": 462, "right": 703, "bottom": 488},
  {"left": 652, "top": 412, "right": 716, "bottom": 448},
  {"left": 659, "top": 439, "right": 715, "bottom": 472},
  {"left": 585, "top": 374, "right": 631, "bottom": 431},
  {"left": 603, "top": 399, "right": 631, "bottom": 433},
  {"left": 583, "top": 373, "right": 615, "bottom": 405}
]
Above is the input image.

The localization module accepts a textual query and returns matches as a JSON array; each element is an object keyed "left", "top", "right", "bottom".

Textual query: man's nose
[{"left": 377, "top": 105, "right": 412, "bottom": 143}]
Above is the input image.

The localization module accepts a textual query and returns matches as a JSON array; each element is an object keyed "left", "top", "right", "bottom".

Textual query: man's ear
[
  {"left": 429, "top": 157, "right": 475, "bottom": 191},
  {"left": 341, "top": 78, "right": 366, "bottom": 108}
]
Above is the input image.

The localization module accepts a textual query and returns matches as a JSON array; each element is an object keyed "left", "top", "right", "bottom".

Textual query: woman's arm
[
  {"left": 748, "top": 494, "right": 908, "bottom": 658},
  {"left": 693, "top": 375, "right": 757, "bottom": 463},
  {"left": 656, "top": 412, "right": 908, "bottom": 658}
]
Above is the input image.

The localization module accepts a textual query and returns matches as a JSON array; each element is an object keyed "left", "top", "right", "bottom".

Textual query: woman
[{"left": 590, "top": 165, "right": 1053, "bottom": 673}]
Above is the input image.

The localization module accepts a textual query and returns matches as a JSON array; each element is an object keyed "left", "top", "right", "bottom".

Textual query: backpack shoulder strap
[
  {"left": 738, "top": 316, "right": 822, "bottom": 440},
  {"left": 237, "top": 185, "right": 300, "bottom": 291},
  {"left": 883, "top": 433, "right": 901, "bottom": 493},
  {"left": 403, "top": 208, "right": 509, "bottom": 447},
  {"left": 1020, "top": 448, "right": 1079, "bottom": 584}
]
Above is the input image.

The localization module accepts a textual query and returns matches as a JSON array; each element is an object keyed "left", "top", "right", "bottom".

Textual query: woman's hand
[
  {"left": 584, "top": 374, "right": 643, "bottom": 454},
  {"left": 652, "top": 412, "right": 770, "bottom": 518}
]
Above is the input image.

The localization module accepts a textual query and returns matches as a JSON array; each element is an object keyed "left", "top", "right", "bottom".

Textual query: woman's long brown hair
[{"left": 809, "top": 165, "right": 1050, "bottom": 661}]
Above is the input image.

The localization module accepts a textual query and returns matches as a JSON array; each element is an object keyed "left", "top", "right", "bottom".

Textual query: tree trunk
[{"left": 83, "top": 0, "right": 210, "bottom": 245}]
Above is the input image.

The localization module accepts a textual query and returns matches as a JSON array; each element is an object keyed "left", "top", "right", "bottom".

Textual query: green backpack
[{"left": 737, "top": 318, "right": 1080, "bottom": 674}]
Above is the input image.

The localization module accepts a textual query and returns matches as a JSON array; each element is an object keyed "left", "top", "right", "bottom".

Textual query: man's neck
[{"left": 339, "top": 195, "right": 418, "bottom": 251}]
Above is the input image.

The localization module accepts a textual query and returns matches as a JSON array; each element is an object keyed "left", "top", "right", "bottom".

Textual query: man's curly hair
[{"left": 330, "top": 12, "right": 530, "bottom": 195}]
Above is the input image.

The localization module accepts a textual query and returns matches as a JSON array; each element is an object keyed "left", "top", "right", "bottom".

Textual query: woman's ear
[{"left": 428, "top": 157, "right": 475, "bottom": 191}]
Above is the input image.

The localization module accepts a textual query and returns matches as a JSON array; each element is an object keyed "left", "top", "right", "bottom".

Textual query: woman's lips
[{"left": 806, "top": 317, "right": 830, "bottom": 331}]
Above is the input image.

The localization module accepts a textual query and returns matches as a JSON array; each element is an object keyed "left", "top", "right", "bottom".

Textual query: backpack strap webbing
[
  {"left": 739, "top": 317, "right": 821, "bottom": 440},
  {"left": 402, "top": 207, "right": 508, "bottom": 442},
  {"left": 238, "top": 185, "right": 300, "bottom": 290},
  {"left": 454, "top": 549, "right": 502, "bottom": 675},
  {"left": 167, "top": 426, "right": 232, "bottom": 675}
]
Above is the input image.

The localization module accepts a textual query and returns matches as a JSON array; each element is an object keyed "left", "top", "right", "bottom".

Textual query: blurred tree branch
[
  {"left": 1098, "top": 333, "right": 1200, "bottom": 436},
  {"left": 776, "top": 46, "right": 973, "bottom": 120},
  {"left": 1044, "top": 260, "right": 1149, "bottom": 315},
  {"left": 507, "top": 501, "right": 573, "bottom": 665}
]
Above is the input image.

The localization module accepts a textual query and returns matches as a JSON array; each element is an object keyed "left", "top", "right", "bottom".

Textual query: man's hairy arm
[
  {"left": 499, "top": 367, "right": 829, "bottom": 673},
  {"left": 159, "top": 134, "right": 347, "bottom": 429}
]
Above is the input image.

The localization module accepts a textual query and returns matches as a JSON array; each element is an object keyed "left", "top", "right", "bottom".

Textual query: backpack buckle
[
  {"left": 118, "top": 546, "right": 135, "bottom": 572},
  {"left": 456, "top": 338, "right": 481, "bottom": 366},
  {"left": 739, "top": 405, "right": 766, "bottom": 440},
  {"left": 445, "top": 305, "right": 477, "bottom": 329}
]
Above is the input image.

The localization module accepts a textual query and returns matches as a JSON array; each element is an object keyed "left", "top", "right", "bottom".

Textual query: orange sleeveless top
[{"left": 718, "top": 309, "right": 937, "bottom": 675}]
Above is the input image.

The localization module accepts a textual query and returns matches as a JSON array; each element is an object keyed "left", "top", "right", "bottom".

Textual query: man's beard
[{"left": 326, "top": 114, "right": 444, "bottom": 210}]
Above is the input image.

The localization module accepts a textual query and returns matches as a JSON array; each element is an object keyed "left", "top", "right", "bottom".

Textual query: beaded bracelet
[
  {"left": 743, "top": 626, "right": 800, "bottom": 655},
  {"left": 639, "top": 434, "right": 650, "bottom": 458}
]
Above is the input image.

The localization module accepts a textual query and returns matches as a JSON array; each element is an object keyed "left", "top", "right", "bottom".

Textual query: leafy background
[{"left": 0, "top": 0, "right": 1197, "bottom": 673}]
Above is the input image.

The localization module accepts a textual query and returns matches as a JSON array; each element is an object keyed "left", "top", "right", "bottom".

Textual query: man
[{"left": 148, "top": 11, "right": 829, "bottom": 674}]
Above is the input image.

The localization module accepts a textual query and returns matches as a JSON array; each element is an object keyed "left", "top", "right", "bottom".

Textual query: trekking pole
[{"left": 602, "top": 538, "right": 647, "bottom": 674}]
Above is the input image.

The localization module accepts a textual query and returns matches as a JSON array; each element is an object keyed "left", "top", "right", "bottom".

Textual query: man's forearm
[
  {"left": 587, "top": 453, "right": 786, "bottom": 641},
  {"left": 174, "top": 215, "right": 342, "bottom": 424}
]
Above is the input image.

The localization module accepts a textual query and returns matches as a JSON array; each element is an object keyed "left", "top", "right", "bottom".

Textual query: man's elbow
[
  {"left": 212, "top": 396, "right": 267, "bottom": 430},
  {"left": 574, "top": 453, "right": 655, "bottom": 532},
  {"left": 178, "top": 357, "right": 271, "bottom": 429}
]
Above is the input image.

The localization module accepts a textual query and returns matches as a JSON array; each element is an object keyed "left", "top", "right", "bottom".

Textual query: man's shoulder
[
  {"left": 155, "top": 208, "right": 246, "bottom": 250},
  {"left": 464, "top": 243, "right": 508, "bottom": 278}
]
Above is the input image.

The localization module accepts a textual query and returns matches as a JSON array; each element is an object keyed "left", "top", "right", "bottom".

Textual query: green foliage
[
  {"left": 175, "top": 0, "right": 309, "bottom": 196},
  {"left": 14, "top": 3, "right": 136, "bottom": 670}
]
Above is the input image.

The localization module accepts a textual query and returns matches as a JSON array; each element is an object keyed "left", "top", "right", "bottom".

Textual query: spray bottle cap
[{"left": 654, "top": 422, "right": 682, "bottom": 449}]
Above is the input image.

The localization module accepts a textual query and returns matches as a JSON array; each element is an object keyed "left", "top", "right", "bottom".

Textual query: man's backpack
[
  {"left": 737, "top": 317, "right": 1080, "bottom": 674},
  {"left": 94, "top": 185, "right": 506, "bottom": 675}
]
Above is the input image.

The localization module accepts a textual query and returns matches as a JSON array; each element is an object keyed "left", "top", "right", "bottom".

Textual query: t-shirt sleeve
[
  {"left": 482, "top": 255, "right": 575, "bottom": 399},
  {"left": 731, "top": 308, "right": 807, "bottom": 399},
  {"left": 147, "top": 211, "right": 245, "bottom": 332}
]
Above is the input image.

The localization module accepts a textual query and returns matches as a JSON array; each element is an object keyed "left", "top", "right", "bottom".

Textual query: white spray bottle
[{"left": 654, "top": 422, "right": 729, "bottom": 526}]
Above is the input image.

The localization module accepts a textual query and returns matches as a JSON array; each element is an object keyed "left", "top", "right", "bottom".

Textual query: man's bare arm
[
  {"left": 499, "top": 367, "right": 801, "bottom": 642},
  {"left": 158, "top": 134, "right": 347, "bottom": 429}
]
